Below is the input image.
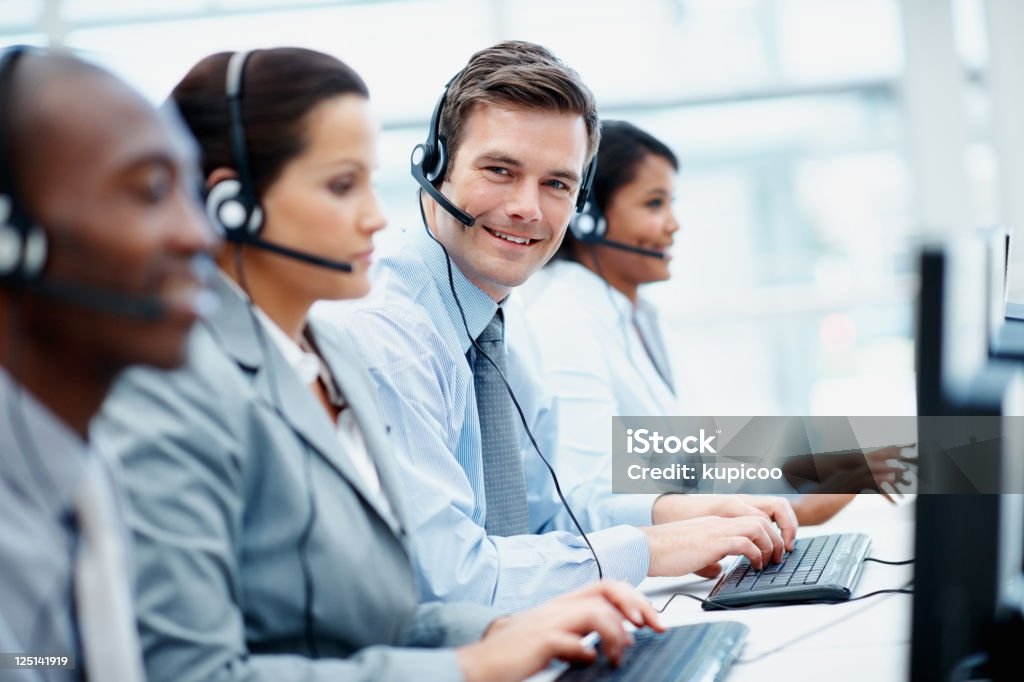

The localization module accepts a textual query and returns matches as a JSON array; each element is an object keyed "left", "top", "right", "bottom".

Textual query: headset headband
[
  {"left": 0, "top": 46, "right": 31, "bottom": 232},
  {"left": 225, "top": 50, "right": 257, "bottom": 220}
]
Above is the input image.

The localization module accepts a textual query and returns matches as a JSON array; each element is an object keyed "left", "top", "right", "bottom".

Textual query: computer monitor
[
  {"left": 985, "top": 226, "right": 1010, "bottom": 345},
  {"left": 911, "top": 241, "right": 1024, "bottom": 681},
  {"left": 916, "top": 239, "right": 992, "bottom": 416},
  {"left": 985, "top": 225, "right": 1024, "bottom": 361}
]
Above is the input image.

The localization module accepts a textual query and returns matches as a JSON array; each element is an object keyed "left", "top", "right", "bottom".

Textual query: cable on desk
[
  {"left": 842, "top": 587, "right": 914, "bottom": 601},
  {"left": 730, "top": 581, "right": 915, "bottom": 665},
  {"left": 656, "top": 586, "right": 913, "bottom": 614},
  {"left": 655, "top": 592, "right": 747, "bottom": 612},
  {"left": 864, "top": 557, "right": 914, "bottom": 565}
]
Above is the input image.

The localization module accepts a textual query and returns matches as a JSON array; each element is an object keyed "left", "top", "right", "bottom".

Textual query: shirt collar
[
  {"left": 219, "top": 273, "right": 322, "bottom": 386},
  {"left": 410, "top": 224, "right": 501, "bottom": 353},
  {"left": 558, "top": 259, "right": 651, "bottom": 320}
]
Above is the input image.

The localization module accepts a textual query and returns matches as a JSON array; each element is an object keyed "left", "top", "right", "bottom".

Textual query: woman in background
[{"left": 521, "top": 120, "right": 860, "bottom": 525}]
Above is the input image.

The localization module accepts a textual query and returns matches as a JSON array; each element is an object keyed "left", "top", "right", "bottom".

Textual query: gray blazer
[{"left": 94, "top": 276, "right": 496, "bottom": 682}]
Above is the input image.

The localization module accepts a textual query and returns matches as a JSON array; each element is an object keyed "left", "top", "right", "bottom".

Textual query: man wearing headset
[
  {"left": 0, "top": 48, "right": 215, "bottom": 679},
  {"left": 321, "top": 41, "right": 798, "bottom": 611}
]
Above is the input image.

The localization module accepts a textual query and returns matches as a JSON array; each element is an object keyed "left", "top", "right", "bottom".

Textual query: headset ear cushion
[
  {"left": 425, "top": 139, "right": 447, "bottom": 185},
  {"left": 571, "top": 212, "right": 595, "bottom": 240},
  {"left": 0, "top": 196, "right": 18, "bottom": 276},
  {"left": 206, "top": 178, "right": 247, "bottom": 236},
  {"left": 0, "top": 195, "right": 47, "bottom": 279},
  {"left": 0, "top": 222, "right": 21, "bottom": 276},
  {"left": 22, "top": 227, "right": 47, "bottom": 278},
  {"left": 246, "top": 204, "right": 264, "bottom": 235},
  {"left": 571, "top": 201, "right": 605, "bottom": 242}
]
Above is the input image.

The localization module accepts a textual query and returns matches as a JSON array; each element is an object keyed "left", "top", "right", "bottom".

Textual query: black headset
[
  {"left": 0, "top": 46, "right": 47, "bottom": 284},
  {"left": 568, "top": 188, "right": 606, "bottom": 245},
  {"left": 205, "top": 50, "right": 353, "bottom": 273},
  {"left": 568, "top": 173, "right": 667, "bottom": 260},
  {"left": 205, "top": 50, "right": 263, "bottom": 239},
  {"left": 410, "top": 75, "right": 598, "bottom": 228}
]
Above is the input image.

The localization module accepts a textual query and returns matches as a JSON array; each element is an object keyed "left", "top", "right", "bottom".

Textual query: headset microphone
[
  {"left": 232, "top": 233, "right": 357, "bottom": 273},
  {"left": 409, "top": 78, "right": 475, "bottom": 227},
  {"left": 570, "top": 194, "right": 667, "bottom": 260},
  {"left": 26, "top": 277, "right": 168, "bottom": 320},
  {"left": 205, "top": 50, "right": 354, "bottom": 274}
]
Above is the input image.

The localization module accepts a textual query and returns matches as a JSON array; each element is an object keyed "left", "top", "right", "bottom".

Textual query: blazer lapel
[
  {"left": 309, "top": 319, "right": 407, "bottom": 536},
  {"left": 205, "top": 276, "right": 387, "bottom": 518}
]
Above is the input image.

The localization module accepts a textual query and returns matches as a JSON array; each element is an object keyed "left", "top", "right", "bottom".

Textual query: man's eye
[{"left": 138, "top": 174, "right": 171, "bottom": 204}]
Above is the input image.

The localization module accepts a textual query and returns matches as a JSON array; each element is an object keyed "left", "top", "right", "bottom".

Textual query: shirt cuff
[
  {"left": 587, "top": 524, "right": 650, "bottom": 586},
  {"left": 604, "top": 493, "right": 659, "bottom": 527},
  {"left": 407, "top": 602, "right": 502, "bottom": 648}
]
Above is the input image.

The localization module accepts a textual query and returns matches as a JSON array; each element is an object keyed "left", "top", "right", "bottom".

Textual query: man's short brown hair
[{"left": 440, "top": 41, "right": 600, "bottom": 181}]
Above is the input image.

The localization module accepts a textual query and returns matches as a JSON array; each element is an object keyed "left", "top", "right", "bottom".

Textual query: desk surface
[{"left": 531, "top": 494, "right": 915, "bottom": 682}]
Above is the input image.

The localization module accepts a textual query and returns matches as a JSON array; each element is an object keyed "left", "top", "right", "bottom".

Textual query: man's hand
[
  {"left": 642, "top": 514, "right": 786, "bottom": 579},
  {"left": 456, "top": 581, "right": 664, "bottom": 682},
  {"left": 651, "top": 494, "right": 797, "bottom": 552}
]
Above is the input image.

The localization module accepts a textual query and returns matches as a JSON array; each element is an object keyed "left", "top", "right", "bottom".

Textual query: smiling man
[{"left": 320, "top": 41, "right": 795, "bottom": 611}]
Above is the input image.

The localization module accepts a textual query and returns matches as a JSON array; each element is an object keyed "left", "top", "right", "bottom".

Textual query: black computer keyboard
[
  {"left": 556, "top": 621, "right": 748, "bottom": 682},
  {"left": 703, "top": 533, "right": 871, "bottom": 610}
]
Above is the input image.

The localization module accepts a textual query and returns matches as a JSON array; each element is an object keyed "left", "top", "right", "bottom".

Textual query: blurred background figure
[
  {"left": 517, "top": 119, "right": 865, "bottom": 524},
  {"left": 519, "top": 119, "right": 683, "bottom": 483},
  {"left": 0, "top": 45, "right": 215, "bottom": 680}
]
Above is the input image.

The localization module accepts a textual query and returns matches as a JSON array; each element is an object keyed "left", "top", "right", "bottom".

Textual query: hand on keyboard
[
  {"left": 642, "top": 514, "right": 786, "bottom": 578},
  {"left": 456, "top": 580, "right": 664, "bottom": 682},
  {"left": 651, "top": 493, "right": 798, "bottom": 550},
  {"left": 705, "top": 533, "right": 872, "bottom": 609}
]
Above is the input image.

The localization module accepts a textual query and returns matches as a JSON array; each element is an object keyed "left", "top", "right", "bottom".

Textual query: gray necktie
[
  {"left": 74, "top": 459, "right": 145, "bottom": 682},
  {"left": 472, "top": 311, "right": 530, "bottom": 536}
]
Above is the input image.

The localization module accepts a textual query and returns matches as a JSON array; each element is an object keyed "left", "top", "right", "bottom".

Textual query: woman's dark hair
[
  {"left": 171, "top": 47, "right": 369, "bottom": 197},
  {"left": 555, "top": 120, "right": 678, "bottom": 262}
]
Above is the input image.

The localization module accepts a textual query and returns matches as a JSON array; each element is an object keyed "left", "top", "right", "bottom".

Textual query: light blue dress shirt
[{"left": 314, "top": 226, "right": 653, "bottom": 611}]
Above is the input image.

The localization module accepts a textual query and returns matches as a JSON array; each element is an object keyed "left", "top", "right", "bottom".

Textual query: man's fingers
[
  {"left": 743, "top": 521, "right": 771, "bottom": 567},
  {"left": 548, "top": 633, "right": 600, "bottom": 665},
  {"left": 568, "top": 599, "right": 632, "bottom": 665},
  {"left": 595, "top": 581, "right": 664, "bottom": 632},
  {"left": 741, "top": 516, "right": 784, "bottom": 565},
  {"left": 761, "top": 518, "right": 786, "bottom": 564},
  {"left": 765, "top": 499, "right": 799, "bottom": 551},
  {"left": 725, "top": 536, "right": 763, "bottom": 570},
  {"left": 695, "top": 563, "right": 723, "bottom": 579}
]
